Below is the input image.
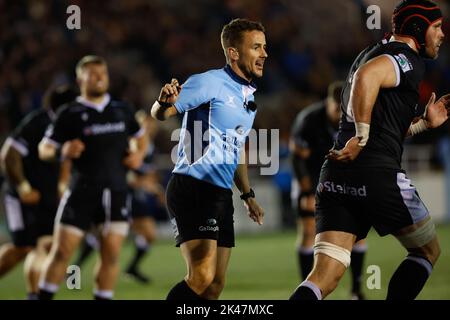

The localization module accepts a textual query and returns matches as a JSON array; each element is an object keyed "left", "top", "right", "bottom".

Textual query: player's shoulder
[
  {"left": 50, "top": 101, "right": 85, "bottom": 123},
  {"left": 300, "top": 101, "right": 326, "bottom": 121},
  {"left": 359, "top": 40, "right": 424, "bottom": 80},
  {"left": 61, "top": 101, "right": 86, "bottom": 114},
  {"left": 292, "top": 101, "right": 325, "bottom": 133},
  {"left": 380, "top": 41, "right": 423, "bottom": 69},
  {"left": 21, "top": 109, "right": 46, "bottom": 123},
  {"left": 13, "top": 110, "right": 42, "bottom": 134},
  {"left": 383, "top": 40, "right": 415, "bottom": 55}
]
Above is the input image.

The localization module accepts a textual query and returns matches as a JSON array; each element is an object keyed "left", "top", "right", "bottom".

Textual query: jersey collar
[
  {"left": 76, "top": 94, "right": 111, "bottom": 112},
  {"left": 224, "top": 64, "right": 257, "bottom": 89},
  {"left": 388, "top": 36, "right": 414, "bottom": 50},
  {"left": 385, "top": 37, "right": 419, "bottom": 56}
]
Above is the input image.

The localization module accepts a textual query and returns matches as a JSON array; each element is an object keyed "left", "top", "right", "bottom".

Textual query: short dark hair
[
  {"left": 43, "top": 84, "right": 79, "bottom": 112},
  {"left": 327, "top": 81, "right": 344, "bottom": 104},
  {"left": 75, "top": 55, "right": 106, "bottom": 78},
  {"left": 221, "top": 18, "right": 265, "bottom": 51}
]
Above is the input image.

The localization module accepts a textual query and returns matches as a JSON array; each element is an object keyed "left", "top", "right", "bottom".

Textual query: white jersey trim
[{"left": 382, "top": 54, "right": 401, "bottom": 87}]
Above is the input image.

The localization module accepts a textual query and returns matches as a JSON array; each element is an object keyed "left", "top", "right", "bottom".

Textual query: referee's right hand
[{"left": 158, "top": 78, "right": 181, "bottom": 104}]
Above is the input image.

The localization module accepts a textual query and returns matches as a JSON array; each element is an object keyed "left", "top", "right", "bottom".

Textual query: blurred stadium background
[{"left": 1, "top": 0, "right": 450, "bottom": 299}]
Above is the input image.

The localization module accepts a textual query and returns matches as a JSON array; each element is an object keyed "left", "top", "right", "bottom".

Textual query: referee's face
[
  {"left": 79, "top": 63, "right": 109, "bottom": 97},
  {"left": 237, "top": 30, "right": 268, "bottom": 80}
]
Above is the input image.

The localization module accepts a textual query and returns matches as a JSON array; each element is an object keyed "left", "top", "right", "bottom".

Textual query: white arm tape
[
  {"left": 150, "top": 100, "right": 161, "bottom": 119},
  {"left": 409, "top": 119, "right": 428, "bottom": 136},
  {"left": 152, "top": 100, "right": 161, "bottom": 109},
  {"left": 355, "top": 122, "right": 370, "bottom": 147}
]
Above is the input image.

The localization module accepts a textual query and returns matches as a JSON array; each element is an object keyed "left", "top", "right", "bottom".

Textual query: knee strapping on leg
[
  {"left": 99, "top": 222, "right": 129, "bottom": 237},
  {"left": 314, "top": 241, "right": 351, "bottom": 268},
  {"left": 396, "top": 219, "right": 436, "bottom": 249}
]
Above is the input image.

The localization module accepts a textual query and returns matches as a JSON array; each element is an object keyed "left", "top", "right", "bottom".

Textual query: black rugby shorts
[{"left": 166, "top": 173, "right": 235, "bottom": 247}]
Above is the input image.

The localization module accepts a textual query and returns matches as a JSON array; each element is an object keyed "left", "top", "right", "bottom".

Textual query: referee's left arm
[
  {"left": 234, "top": 148, "right": 264, "bottom": 225},
  {"left": 234, "top": 148, "right": 251, "bottom": 195}
]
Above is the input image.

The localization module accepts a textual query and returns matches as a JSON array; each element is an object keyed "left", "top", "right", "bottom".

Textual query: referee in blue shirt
[{"left": 151, "top": 18, "right": 267, "bottom": 300}]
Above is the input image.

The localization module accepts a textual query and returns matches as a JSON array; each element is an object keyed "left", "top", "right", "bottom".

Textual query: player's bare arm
[
  {"left": 37, "top": 139, "right": 57, "bottom": 161},
  {"left": 38, "top": 138, "right": 85, "bottom": 161},
  {"left": 123, "top": 134, "right": 147, "bottom": 170},
  {"left": 290, "top": 141, "right": 315, "bottom": 212},
  {"left": 151, "top": 78, "right": 180, "bottom": 121},
  {"left": 329, "top": 55, "right": 398, "bottom": 162},
  {"left": 124, "top": 111, "right": 151, "bottom": 169},
  {"left": 1, "top": 140, "right": 40, "bottom": 204},
  {"left": 58, "top": 159, "right": 72, "bottom": 198},
  {"left": 234, "top": 148, "right": 264, "bottom": 225},
  {"left": 407, "top": 93, "right": 450, "bottom": 137}
]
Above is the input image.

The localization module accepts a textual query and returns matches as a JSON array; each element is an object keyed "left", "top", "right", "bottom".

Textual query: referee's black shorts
[
  {"left": 166, "top": 173, "right": 235, "bottom": 247},
  {"left": 315, "top": 161, "right": 430, "bottom": 241}
]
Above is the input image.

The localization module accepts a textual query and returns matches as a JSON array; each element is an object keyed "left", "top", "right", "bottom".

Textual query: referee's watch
[
  {"left": 240, "top": 188, "right": 255, "bottom": 201},
  {"left": 157, "top": 100, "right": 173, "bottom": 108}
]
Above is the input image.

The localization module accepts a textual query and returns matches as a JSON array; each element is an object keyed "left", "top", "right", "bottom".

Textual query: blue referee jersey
[{"left": 173, "top": 64, "right": 257, "bottom": 189}]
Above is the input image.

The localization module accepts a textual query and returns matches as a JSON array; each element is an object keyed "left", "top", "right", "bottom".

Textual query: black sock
[
  {"left": 27, "top": 292, "right": 38, "bottom": 300},
  {"left": 289, "top": 281, "right": 321, "bottom": 300},
  {"left": 37, "top": 289, "right": 55, "bottom": 300},
  {"left": 386, "top": 254, "right": 433, "bottom": 300},
  {"left": 127, "top": 247, "right": 148, "bottom": 272},
  {"left": 74, "top": 240, "right": 95, "bottom": 267},
  {"left": 297, "top": 248, "right": 314, "bottom": 280},
  {"left": 166, "top": 280, "right": 205, "bottom": 300},
  {"left": 350, "top": 249, "right": 366, "bottom": 294}
]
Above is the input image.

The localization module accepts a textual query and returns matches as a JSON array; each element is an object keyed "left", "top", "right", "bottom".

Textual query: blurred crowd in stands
[{"left": 1, "top": 0, "right": 449, "bottom": 223}]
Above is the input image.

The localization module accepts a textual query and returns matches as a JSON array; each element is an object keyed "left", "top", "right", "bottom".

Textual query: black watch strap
[
  {"left": 240, "top": 188, "right": 255, "bottom": 201},
  {"left": 157, "top": 100, "right": 173, "bottom": 108}
]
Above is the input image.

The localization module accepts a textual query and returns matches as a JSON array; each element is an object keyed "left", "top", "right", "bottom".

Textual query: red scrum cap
[{"left": 392, "top": 0, "right": 443, "bottom": 57}]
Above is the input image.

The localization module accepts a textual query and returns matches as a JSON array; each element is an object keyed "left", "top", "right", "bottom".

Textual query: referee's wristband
[
  {"left": 355, "top": 122, "right": 370, "bottom": 147},
  {"left": 240, "top": 188, "right": 255, "bottom": 201},
  {"left": 157, "top": 100, "right": 173, "bottom": 108}
]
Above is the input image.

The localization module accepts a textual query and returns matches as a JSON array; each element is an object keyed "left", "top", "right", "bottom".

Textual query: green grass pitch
[{"left": 1, "top": 224, "right": 449, "bottom": 300}]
